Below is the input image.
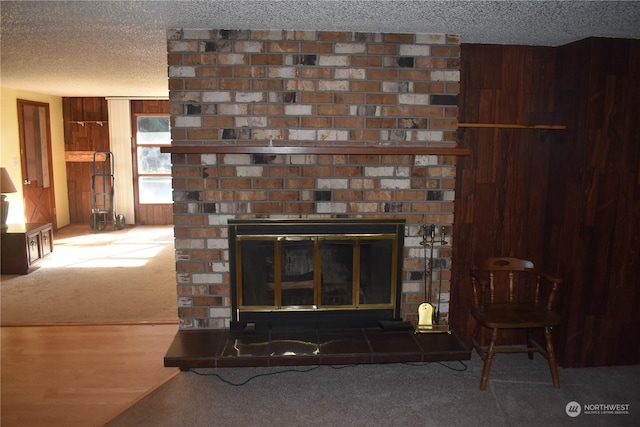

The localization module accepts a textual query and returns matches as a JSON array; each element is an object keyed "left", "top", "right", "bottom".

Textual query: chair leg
[
  {"left": 479, "top": 328, "right": 498, "bottom": 390},
  {"left": 470, "top": 323, "right": 482, "bottom": 355},
  {"left": 544, "top": 327, "right": 560, "bottom": 388},
  {"left": 526, "top": 329, "right": 534, "bottom": 360}
]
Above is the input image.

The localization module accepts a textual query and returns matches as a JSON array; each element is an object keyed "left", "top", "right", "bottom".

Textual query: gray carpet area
[{"left": 106, "top": 352, "right": 639, "bottom": 426}]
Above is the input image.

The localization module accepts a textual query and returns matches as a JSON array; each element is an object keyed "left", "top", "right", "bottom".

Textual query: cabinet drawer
[
  {"left": 41, "top": 228, "right": 53, "bottom": 256},
  {"left": 27, "top": 233, "right": 42, "bottom": 263}
]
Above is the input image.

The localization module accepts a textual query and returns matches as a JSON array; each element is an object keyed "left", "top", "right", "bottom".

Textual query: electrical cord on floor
[
  {"left": 326, "top": 364, "right": 358, "bottom": 370},
  {"left": 188, "top": 360, "right": 466, "bottom": 386},
  {"left": 403, "top": 360, "right": 468, "bottom": 371},
  {"left": 189, "top": 366, "right": 321, "bottom": 386}
]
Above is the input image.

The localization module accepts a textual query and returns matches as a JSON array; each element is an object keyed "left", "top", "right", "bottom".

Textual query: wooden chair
[{"left": 470, "top": 257, "right": 562, "bottom": 390}]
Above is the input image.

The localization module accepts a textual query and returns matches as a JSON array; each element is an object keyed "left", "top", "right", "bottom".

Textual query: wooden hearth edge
[{"left": 161, "top": 146, "right": 472, "bottom": 155}]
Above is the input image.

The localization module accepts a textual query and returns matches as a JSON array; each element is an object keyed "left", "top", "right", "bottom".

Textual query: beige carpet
[{"left": 0, "top": 225, "right": 178, "bottom": 325}]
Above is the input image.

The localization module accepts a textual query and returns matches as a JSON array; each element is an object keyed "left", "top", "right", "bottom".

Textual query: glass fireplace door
[
  {"left": 280, "top": 238, "right": 316, "bottom": 308},
  {"left": 238, "top": 238, "right": 276, "bottom": 308},
  {"left": 236, "top": 234, "right": 397, "bottom": 312},
  {"left": 320, "top": 239, "right": 355, "bottom": 307}
]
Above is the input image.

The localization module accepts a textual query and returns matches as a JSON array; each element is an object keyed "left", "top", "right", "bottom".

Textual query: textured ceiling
[{"left": 2, "top": 0, "right": 640, "bottom": 97}]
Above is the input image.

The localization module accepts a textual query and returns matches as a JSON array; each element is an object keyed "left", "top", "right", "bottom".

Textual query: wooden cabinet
[{"left": 1, "top": 223, "right": 53, "bottom": 274}]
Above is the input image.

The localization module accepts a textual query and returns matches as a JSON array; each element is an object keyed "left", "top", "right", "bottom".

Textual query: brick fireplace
[{"left": 165, "top": 28, "right": 461, "bottom": 330}]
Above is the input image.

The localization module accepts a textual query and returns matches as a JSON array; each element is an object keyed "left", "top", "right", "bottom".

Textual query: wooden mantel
[{"left": 161, "top": 146, "right": 472, "bottom": 156}]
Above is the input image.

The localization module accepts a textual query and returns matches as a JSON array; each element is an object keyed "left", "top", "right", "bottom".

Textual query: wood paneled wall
[
  {"left": 63, "top": 97, "right": 109, "bottom": 224},
  {"left": 131, "top": 100, "right": 168, "bottom": 115},
  {"left": 451, "top": 40, "right": 640, "bottom": 368},
  {"left": 451, "top": 45, "right": 559, "bottom": 345},
  {"left": 549, "top": 38, "right": 640, "bottom": 367}
]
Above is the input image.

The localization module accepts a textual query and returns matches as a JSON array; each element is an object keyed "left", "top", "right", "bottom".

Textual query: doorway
[
  {"left": 17, "top": 99, "right": 57, "bottom": 229},
  {"left": 131, "top": 113, "right": 173, "bottom": 225}
]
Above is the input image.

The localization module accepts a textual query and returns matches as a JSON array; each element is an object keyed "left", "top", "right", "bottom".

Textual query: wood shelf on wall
[
  {"left": 160, "top": 145, "right": 472, "bottom": 156},
  {"left": 68, "top": 121, "right": 108, "bottom": 126},
  {"left": 64, "top": 151, "right": 107, "bottom": 162},
  {"left": 458, "top": 122, "right": 566, "bottom": 130}
]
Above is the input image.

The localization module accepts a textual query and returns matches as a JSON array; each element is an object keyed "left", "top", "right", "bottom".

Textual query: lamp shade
[{"left": 1, "top": 168, "right": 18, "bottom": 193}]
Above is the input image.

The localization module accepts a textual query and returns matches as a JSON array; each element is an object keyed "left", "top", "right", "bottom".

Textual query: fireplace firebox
[{"left": 228, "top": 218, "right": 405, "bottom": 330}]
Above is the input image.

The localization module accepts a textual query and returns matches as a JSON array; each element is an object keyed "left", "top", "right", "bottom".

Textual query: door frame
[
  {"left": 130, "top": 112, "right": 173, "bottom": 225},
  {"left": 17, "top": 99, "right": 57, "bottom": 229}
]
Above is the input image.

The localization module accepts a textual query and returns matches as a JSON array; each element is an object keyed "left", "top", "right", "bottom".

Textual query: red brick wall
[{"left": 167, "top": 29, "right": 460, "bottom": 328}]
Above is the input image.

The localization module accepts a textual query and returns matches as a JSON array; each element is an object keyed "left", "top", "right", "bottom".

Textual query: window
[{"left": 134, "top": 115, "right": 172, "bottom": 204}]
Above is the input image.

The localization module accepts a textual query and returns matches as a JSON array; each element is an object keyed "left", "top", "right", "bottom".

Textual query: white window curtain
[{"left": 106, "top": 98, "right": 135, "bottom": 224}]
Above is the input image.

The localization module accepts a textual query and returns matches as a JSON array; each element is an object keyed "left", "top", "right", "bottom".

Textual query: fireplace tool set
[{"left": 415, "top": 224, "right": 450, "bottom": 333}]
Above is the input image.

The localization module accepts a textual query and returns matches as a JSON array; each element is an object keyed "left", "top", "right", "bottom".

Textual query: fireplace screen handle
[{"left": 279, "top": 236, "right": 314, "bottom": 241}]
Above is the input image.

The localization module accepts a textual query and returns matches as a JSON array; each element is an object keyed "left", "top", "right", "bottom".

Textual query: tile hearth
[{"left": 164, "top": 328, "right": 471, "bottom": 368}]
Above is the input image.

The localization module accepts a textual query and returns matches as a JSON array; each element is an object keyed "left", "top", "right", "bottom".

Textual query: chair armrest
[
  {"left": 526, "top": 268, "right": 562, "bottom": 285},
  {"left": 525, "top": 267, "right": 562, "bottom": 310},
  {"left": 470, "top": 269, "right": 485, "bottom": 283},
  {"left": 470, "top": 268, "right": 487, "bottom": 308}
]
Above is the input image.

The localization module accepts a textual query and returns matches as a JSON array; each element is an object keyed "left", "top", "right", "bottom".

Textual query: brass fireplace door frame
[{"left": 234, "top": 233, "right": 399, "bottom": 312}]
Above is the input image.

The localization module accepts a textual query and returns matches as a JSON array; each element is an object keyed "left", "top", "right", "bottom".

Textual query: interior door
[{"left": 17, "top": 99, "right": 57, "bottom": 229}]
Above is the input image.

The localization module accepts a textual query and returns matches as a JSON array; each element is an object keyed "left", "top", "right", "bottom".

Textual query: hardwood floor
[{"left": 1, "top": 323, "right": 179, "bottom": 427}]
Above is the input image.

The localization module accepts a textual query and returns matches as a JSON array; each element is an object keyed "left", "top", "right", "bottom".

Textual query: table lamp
[{"left": 1, "top": 167, "right": 18, "bottom": 229}]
